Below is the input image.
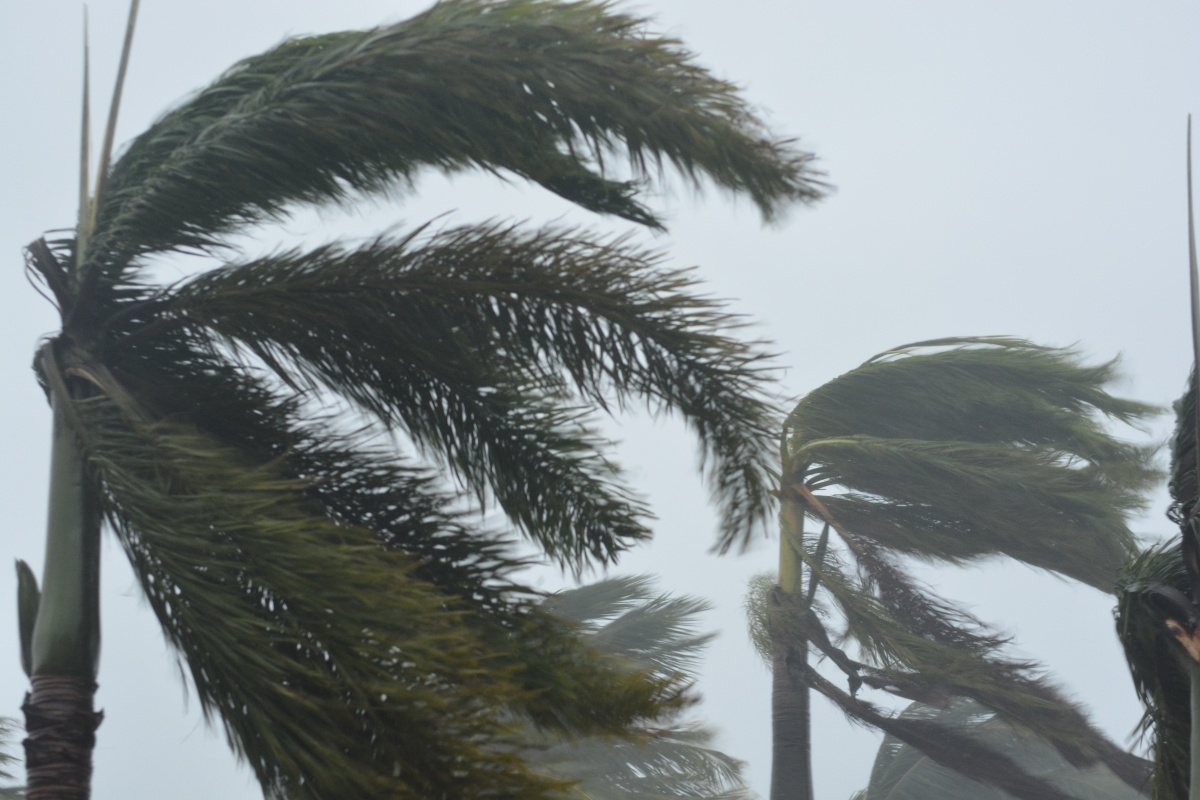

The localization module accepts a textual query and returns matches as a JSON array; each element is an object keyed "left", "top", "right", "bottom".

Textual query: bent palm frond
[
  {"left": 787, "top": 337, "right": 1157, "bottom": 589},
  {"left": 82, "top": 0, "right": 824, "bottom": 288},
  {"left": 120, "top": 223, "right": 779, "bottom": 562}
]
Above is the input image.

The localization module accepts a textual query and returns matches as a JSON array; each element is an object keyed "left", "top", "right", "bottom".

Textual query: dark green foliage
[
  {"left": 80, "top": 0, "right": 824, "bottom": 303},
  {"left": 0, "top": 717, "right": 20, "bottom": 799},
  {"left": 787, "top": 337, "right": 1157, "bottom": 591},
  {"left": 753, "top": 337, "right": 1158, "bottom": 799},
  {"left": 120, "top": 223, "right": 780, "bottom": 563},
  {"left": 23, "top": 0, "right": 824, "bottom": 796},
  {"left": 1116, "top": 543, "right": 1193, "bottom": 800}
]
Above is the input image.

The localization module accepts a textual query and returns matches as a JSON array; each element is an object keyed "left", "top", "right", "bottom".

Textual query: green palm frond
[
  {"left": 0, "top": 717, "right": 20, "bottom": 798},
  {"left": 786, "top": 337, "right": 1159, "bottom": 590},
  {"left": 1116, "top": 543, "right": 1192, "bottom": 800},
  {"left": 116, "top": 223, "right": 779, "bottom": 562},
  {"left": 67, "top": 387, "right": 686, "bottom": 799},
  {"left": 529, "top": 577, "right": 750, "bottom": 800},
  {"left": 856, "top": 701, "right": 1147, "bottom": 800},
  {"left": 79, "top": 0, "right": 823, "bottom": 291}
]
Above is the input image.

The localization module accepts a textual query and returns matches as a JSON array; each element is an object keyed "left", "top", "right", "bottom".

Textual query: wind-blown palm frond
[
  {"left": 20, "top": 1, "right": 823, "bottom": 796},
  {"left": 853, "top": 701, "right": 1146, "bottom": 800},
  {"left": 757, "top": 337, "right": 1158, "bottom": 800},
  {"left": 787, "top": 337, "right": 1157, "bottom": 590},
  {"left": 114, "top": 223, "right": 779, "bottom": 562},
  {"left": 529, "top": 577, "right": 751, "bottom": 800},
  {"left": 1116, "top": 542, "right": 1192, "bottom": 800},
  {"left": 70, "top": 387, "right": 689, "bottom": 799},
  {"left": 78, "top": 0, "right": 824, "bottom": 294},
  {"left": 0, "top": 717, "right": 21, "bottom": 800}
]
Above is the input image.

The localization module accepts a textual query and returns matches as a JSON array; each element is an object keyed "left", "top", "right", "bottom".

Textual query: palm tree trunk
[
  {"left": 770, "top": 493, "right": 814, "bottom": 800},
  {"left": 22, "top": 677, "right": 100, "bottom": 800},
  {"left": 21, "top": 386, "right": 102, "bottom": 800},
  {"left": 770, "top": 639, "right": 814, "bottom": 800}
]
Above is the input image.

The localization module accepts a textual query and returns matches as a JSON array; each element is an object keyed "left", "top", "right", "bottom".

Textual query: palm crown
[
  {"left": 16, "top": 1, "right": 825, "bottom": 798},
  {"left": 750, "top": 337, "right": 1160, "bottom": 800}
]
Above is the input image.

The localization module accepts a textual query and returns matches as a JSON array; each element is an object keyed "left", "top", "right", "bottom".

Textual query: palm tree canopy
[
  {"left": 754, "top": 337, "right": 1158, "bottom": 798},
  {"left": 785, "top": 336, "right": 1157, "bottom": 590},
  {"left": 21, "top": 1, "right": 826, "bottom": 797}
]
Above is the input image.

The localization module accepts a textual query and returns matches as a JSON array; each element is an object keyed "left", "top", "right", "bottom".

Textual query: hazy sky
[{"left": 2, "top": 2, "right": 1199, "bottom": 798}]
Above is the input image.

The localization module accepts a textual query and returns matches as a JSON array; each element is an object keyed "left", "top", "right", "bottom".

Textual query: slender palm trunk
[
  {"left": 770, "top": 493, "right": 814, "bottom": 800},
  {"left": 770, "top": 638, "right": 814, "bottom": 800},
  {"left": 21, "top": 391, "right": 102, "bottom": 800}
]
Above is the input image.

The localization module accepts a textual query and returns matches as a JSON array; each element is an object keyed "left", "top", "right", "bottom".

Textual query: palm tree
[
  {"left": 14, "top": 1, "right": 826, "bottom": 797},
  {"left": 530, "top": 576, "right": 752, "bottom": 800},
  {"left": 746, "top": 337, "right": 1160, "bottom": 800},
  {"left": 1112, "top": 124, "right": 1200, "bottom": 800}
]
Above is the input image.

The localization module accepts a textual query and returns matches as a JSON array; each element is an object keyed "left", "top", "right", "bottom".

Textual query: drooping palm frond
[
  {"left": 67, "top": 386, "right": 688, "bottom": 800},
  {"left": 787, "top": 337, "right": 1158, "bottom": 590},
  {"left": 76, "top": 0, "right": 824, "bottom": 295},
  {"left": 759, "top": 337, "right": 1158, "bottom": 798},
  {"left": 1116, "top": 542, "right": 1193, "bottom": 800},
  {"left": 528, "top": 577, "right": 751, "bottom": 800},
  {"left": 853, "top": 701, "right": 1147, "bottom": 800},
  {"left": 0, "top": 717, "right": 21, "bottom": 799},
  {"left": 110, "top": 223, "right": 780, "bottom": 563}
]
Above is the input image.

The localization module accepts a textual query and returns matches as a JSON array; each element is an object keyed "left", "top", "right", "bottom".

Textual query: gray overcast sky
[{"left": 2, "top": 2, "right": 1198, "bottom": 798}]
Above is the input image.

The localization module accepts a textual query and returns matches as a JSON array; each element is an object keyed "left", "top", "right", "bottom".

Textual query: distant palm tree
[
  {"left": 531, "top": 576, "right": 752, "bottom": 800},
  {"left": 746, "top": 337, "right": 1159, "bottom": 800},
  {"left": 15, "top": 0, "right": 826, "bottom": 797}
]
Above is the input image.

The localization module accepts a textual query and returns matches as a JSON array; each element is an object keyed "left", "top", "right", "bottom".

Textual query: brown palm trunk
[{"left": 22, "top": 676, "right": 101, "bottom": 800}]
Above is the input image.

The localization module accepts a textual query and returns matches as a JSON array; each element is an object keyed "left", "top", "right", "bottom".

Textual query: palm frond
[
  {"left": 770, "top": 508, "right": 1152, "bottom": 791},
  {"left": 124, "top": 223, "right": 780, "bottom": 562},
  {"left": 799, "top": 663, "right": 1085, "bottom": 800},
  {"left": 786, "top": 337, "right": 1159, "bottom": 590},
  {"left": 67, "top": 389, "right": 681, "bottom": 799},
  {"left": 0, "top": 717, "right": 19, "bottom": 789},
  {"left": 82, "top": 0, "right": 824, "bottom": 292},
  {"left": 1116, "top": 543, "right": 1192, "bottom": 800}
]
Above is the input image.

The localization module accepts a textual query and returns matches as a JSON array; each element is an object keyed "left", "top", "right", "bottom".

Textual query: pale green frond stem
[
  {"left": 29, "top": 395, "right": 100, "bottom": 679},
  {"left": 76, "top": 11, "right": 90, "bottom": 272},
  {"left": 90, "top": 0, "right": 139, "bottom": 222}
]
